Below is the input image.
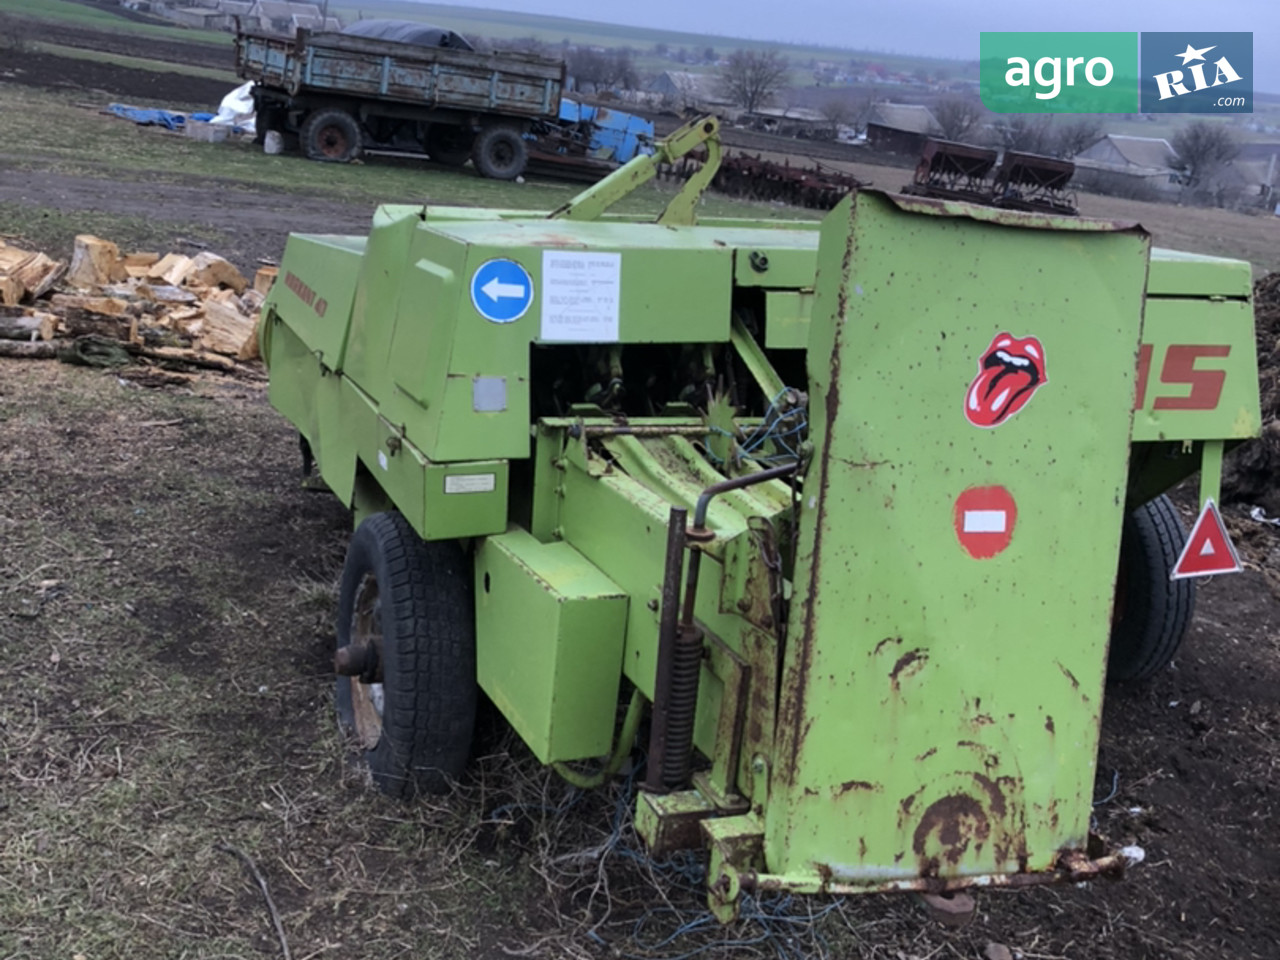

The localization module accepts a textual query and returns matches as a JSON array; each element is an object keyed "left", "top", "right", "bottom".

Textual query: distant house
[
  {"left": 246, "top": 0, "right": 324, "bottom": 34},
  {"left": 646, "top": 72, "right": 734, "bottom": 113},
  {"left": 1073, "top": 134, "right": 1182, "bottom": 195},
  {"left": 864, "top": 103, "right": 941, "bottom": 155},
  {"left": 741, "top": 106, "right": 828, "bottom": 139},
  {"left": 1214, "top": 156, "right": 1278, "bottom": 208}
]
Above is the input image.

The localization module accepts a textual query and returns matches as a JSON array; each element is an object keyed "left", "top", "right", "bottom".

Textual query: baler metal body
[{"left": 260, "top": 120, "right": 1260, "bottom": 917}]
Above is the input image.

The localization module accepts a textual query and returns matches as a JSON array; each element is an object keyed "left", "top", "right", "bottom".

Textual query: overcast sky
[{"left": 422, "top": 0, "right": 1280, "bottom": 92}]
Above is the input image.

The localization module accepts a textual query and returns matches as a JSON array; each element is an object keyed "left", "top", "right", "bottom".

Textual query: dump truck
[
  {"left": 258, "top": 117, "right": 1261, "bottom": 920},
  {"left": 235, "top": 20, "right": 564, "bottom": 179}
]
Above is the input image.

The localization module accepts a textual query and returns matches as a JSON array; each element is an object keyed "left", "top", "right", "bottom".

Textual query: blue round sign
[{"left": 470, "top": 258, "right": 534, "bottom": 324}]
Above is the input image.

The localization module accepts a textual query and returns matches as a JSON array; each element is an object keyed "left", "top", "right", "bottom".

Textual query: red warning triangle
[{"left": 1171, "top": 499, "right": 1243, "bottom": 580}]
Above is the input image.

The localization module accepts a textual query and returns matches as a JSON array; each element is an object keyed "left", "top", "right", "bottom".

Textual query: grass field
[{"left": 9, "top": 0, "right": 230, "bottom": 46}]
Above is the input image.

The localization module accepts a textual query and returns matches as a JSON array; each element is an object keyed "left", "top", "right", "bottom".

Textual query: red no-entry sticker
[{"left": 954, "top": 486, "right": 1017, "bottom": 559}]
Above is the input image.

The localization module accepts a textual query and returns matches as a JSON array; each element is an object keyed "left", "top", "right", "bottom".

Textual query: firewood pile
[{"left": 0, "top": 234, "right": 276, "bottom": 381}]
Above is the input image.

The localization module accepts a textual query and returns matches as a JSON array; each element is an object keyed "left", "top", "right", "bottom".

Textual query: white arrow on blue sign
[{"left": 470, "top": 258, "right": 534, "bottom": 324}]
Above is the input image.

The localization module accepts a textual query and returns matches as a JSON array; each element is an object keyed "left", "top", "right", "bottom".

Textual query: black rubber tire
[
  {"left": 471, "top": 125, "right": 528, "bottom": 180},
  {"left": 301, "top": 108, "right": 362, "bottom": 163},
  {"left": 1107, "top": 494, "right": 1196, "bottom": 683},
  {"left": 425, "top": 124, "right": 475, "bottom": 166},
  {"left": 335, "top": 512, "right": 476, "bottom": 796}
]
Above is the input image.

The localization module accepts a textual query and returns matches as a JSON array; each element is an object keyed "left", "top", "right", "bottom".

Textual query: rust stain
[
  {"left": 912, "top": 794, "right": 991, "bottom": 867},
  {"left": 777, "top": 204, "right": 855, "bottom": 777},
  {"left": 1044, "top": 715, "right": 1055, "bottom": 735},
  {"left": 872, "top": 636, "right": 902, "bottom": 656},
  {"left": 889, "top": 648, "right": 927, "bottom": 688},
  {"left": 835, "top": 779, "right": 878, "bottom": 796},
  {"left": 1056, "top": 660, "right": 1080, "bottom": 690},
  {"left": 916, "top": 747, "right": 937, "bottom": 763},
  {"left": 858, "top": 837, "right": 868, "bottom": 859}
]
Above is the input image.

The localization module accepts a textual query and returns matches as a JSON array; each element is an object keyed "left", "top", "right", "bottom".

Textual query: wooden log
[
  {"left": 124, "top": 252, "right": 160, "bottom": 268},
  {"left": 137, "top": 282, "right": 199, "bottom": 304},
  {"left": 0, "top": 339, "right": 58, "bottom": 359},
  {"left": 200, "top": 298, "right": 256, "bottom": 357},
  {"left": 18, "top": 255, "right": 67, "bottom": 301},
  {"left": 253, "top": 266, "right": 278, "bottom": 296},
  {"left": 0, "top": 314, "right": 56, "bottom": 341},
  {"left": 49, "top": 294, "right": 131, "bottom": 317},
  {"left": 67, "top": 235, "right": 126, "bottom": 289},
  {"left": 187, "top": 251, "right": 248, "bottom": 294},
  {"left": 148, "top": 253, "right": 194, "bottom": 286},
  {"left": 0, "top": 275, "right": 23, "bottom": 306}
]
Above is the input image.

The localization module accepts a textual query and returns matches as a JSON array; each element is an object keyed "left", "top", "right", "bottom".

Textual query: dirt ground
[{"left": 3, "top": 29, "right": 1280, "bottom": 960}]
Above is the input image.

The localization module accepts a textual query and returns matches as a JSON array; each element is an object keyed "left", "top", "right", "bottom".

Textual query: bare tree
[
  {"left": 1172, "top": 120, "right": 1239, "bottom": 188},
  {"left": 932, "top": 97, "right": 982, "bottom": 142},
  {"left": 600, "top": 48, "right": 638, "bottom": 91},
  {"left": 1052, "top": 118, "right": 1104, "bottom": 158},
  {"left": 818, "top": 95, "right": 871, "bottom": 138},
  {"left": 990, "top": 115, "right": 1053, "bottom": 154},
  {"left": 718, "top": 49, "right": 790, "bottom": 113}
]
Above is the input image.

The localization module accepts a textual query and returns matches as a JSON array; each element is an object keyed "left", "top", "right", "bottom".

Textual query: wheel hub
[
  {"left": 319, "top": 126, "right": 349, "bottom": 159},
  {"left": 345, "top": 573, "right": 384, "bottom": 751}
]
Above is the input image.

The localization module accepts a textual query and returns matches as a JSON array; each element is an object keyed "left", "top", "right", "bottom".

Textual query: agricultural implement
[
  {"left": 905, "top": 138, "right": 1079, "bottom": 215},
  {"left": 259, "top": 116, "right": 1260, "bottom": 920}
]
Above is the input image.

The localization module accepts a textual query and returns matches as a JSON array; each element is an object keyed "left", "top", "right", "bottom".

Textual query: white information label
[
  {"left": 377, "top": 450, "right": 389, "bottom": 471},
  {"left": 540, "top": 250, "right": 621, "bottom": 342},
  {"left": 444, "top": 473, "right": 496, "bottom": 494}
]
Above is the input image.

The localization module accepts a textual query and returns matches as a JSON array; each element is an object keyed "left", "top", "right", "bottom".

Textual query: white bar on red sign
[{"left": 963, "top": 510, "right": 1008, "bottom": 534}]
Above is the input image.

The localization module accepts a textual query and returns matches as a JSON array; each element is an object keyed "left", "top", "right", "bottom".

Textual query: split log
[
  {"left": 201, "top": 299, "right": 257, "bottom": 358},
  {"left": 49, "top": 294, "right": 131, "bottom": 318},
  {"left": 148, "top": 253, "right": 194, "bottom": 286},
  {"left": 0, "top": 276, "right": 21, "bottom": 306},
  {"left": 253, "top": 266, "right": 278, "bottom": 296},
  {"left": 187, "top": 251, "right": 247, "bottom": 294},
  {"left": 67, "top": 235, "right": 127, "bottom": 289},
  {"left": 0, "top": 339, "right": 57, "bottom": 359},
  {"left": 0, "top": 314, "right": 56, "bottom": 341},
  {"left": 17, "top": 255, "right": 67, "bottom": 300},
  {"left": 137, "top": 283, "right": 198, "bottom": 304}
]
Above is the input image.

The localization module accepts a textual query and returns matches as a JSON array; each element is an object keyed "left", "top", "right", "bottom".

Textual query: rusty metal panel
[{"left": 765, "top": 191, "right": 1151, "bottom": 885}]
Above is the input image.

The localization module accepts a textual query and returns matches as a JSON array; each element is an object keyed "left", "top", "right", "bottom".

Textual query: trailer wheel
[
  {"left": 1107, "top": 494, "right": 1196, "bottom": 683},
  {"left": 301, "top": 108, "right": 362, "bottom": 163},
  {"left": 472, "top": 125, "right": 527, "bottom": 180},
  {"left": 425, "top": 124, "right": 475, "bottom": 167},
  {"left": 334, "top": 512, "right": 476, "bottom": 797}
]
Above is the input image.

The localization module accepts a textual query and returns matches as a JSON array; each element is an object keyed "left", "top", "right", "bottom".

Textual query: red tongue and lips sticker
[{"left": 964, "top": 333, "right": 1047, "bottom": 428}]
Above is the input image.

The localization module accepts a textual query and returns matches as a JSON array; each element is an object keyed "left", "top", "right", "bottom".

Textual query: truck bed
[{"left": 235, "top": 28, "right": 564, "bottom": 118}]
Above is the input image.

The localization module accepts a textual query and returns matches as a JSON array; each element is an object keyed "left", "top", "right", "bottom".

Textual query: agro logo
[{"left": 964, "top": 333, "right": 1047, "bottom": 428}]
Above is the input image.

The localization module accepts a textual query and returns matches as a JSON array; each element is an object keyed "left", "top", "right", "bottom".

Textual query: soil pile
[{"left": 1222, "top": 272, "right": 1280, "bottom": 514}]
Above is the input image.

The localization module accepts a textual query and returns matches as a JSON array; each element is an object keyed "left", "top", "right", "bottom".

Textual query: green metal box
[{"left": 475, "top": 529, "right": 629, "bottom": 764}]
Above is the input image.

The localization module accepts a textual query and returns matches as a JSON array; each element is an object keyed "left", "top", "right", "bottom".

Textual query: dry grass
[{"left": 5, "top": 359, "right": 1278, "bottom": 960}]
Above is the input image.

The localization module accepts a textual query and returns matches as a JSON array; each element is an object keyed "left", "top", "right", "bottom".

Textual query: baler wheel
[
  {"left": 425, "top": 124, "right": 475, "bottom": 167},
  {"left": 472, "top": 125, "right": 528, "bottom": 180},
  {"left": 301, "top": 108, "right": 363, "bottom": 163},
  {"left": 335, "top": 511, "right": 476, "bottom": 797},
  {"left": 1107, "top": 494, "right": 1196, "bottom": 683}
]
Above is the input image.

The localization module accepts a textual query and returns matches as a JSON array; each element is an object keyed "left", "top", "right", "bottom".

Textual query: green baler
[{"left": 259, "top": 118, "right": 1260, "bottom": 919}]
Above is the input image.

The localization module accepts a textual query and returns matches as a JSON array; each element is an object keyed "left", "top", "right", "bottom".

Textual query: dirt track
[{"left": 3, "top": 25, "right": 1280, "bottom": 960}]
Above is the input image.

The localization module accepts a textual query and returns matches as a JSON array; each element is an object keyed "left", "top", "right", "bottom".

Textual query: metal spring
[{"left": 661, "top": 626, "right": 704, "bottom": 789}]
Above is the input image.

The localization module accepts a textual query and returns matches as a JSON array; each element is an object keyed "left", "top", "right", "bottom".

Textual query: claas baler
[{"left": 258, "top": 117, "right": 1260, "bottom": 919}]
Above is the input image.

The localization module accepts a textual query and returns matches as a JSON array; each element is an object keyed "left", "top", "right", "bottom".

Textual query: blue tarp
[
  {"left": 107, "top": 103, "right": 187, "bottom": 130},
  {"left": 558, "top": 98, "right": 654, "bottom": 163}
]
